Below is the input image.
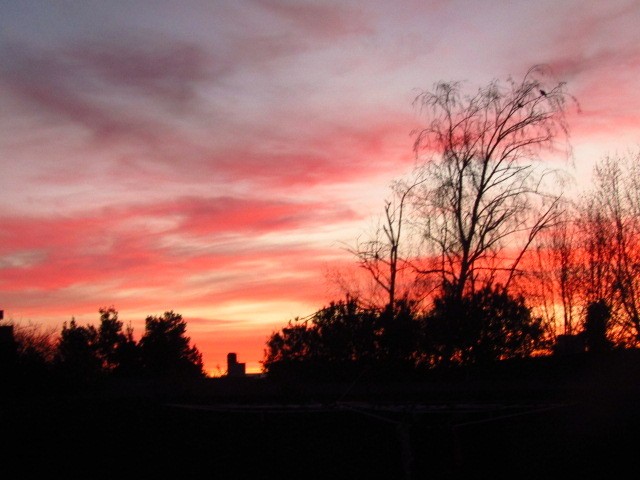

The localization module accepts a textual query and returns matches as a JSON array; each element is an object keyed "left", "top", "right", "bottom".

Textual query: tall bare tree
[
  {"left": 410, "top": 65, "right": 576, "bottom": 302},
  {"left": 578, "top": 151, "right": 640, "bottom": 345},
  {"left": 528, "top": 209, "right": 582, "bottom": 339},
  {"left": 348, "top": 178, "right": 425, "bottom": 310}
]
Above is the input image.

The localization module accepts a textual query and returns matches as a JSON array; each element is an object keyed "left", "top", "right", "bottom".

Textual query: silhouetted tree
[
  {"left": 376, "top": 298, "right": 424, "bottom": 369},
  {"left": 423, "top": 284, "right": 545, "bottom": 367},
  {"left": 139, "top": 311, "right": 204, "bottom": 377},
  {"left": 263, "top": 319, "right": 317, "bottom": 378},
  {"left": 115, "top": 322, "right": 142, "bottom": 376},
  {"left": 263, "top": 297, "right": 378, "bottom": 379},
  {"left": 525, "top": 207, "right": 583, "bottom": 349},
  {"left": 578, "top": 151, "right": 640, "bottom": 346},
  {"left": 583, "top": 299, "right": 612, "bottom": 353},
  {"left": 348, "top": 179, "right": 425, "bottom": 310},
  {"left": 96, "top": 306, "right": 140, "bottom": 374},
  {"left": 264, "top": 321, "right": 314, "bottom": 365},
  {"left": 12, "top": 321, "right": 56, "bottom": 377},
  {"left": 263, "top": 296, "right": 424, "bottom": 379},
  {"left": 411, "top": 65, "right": 575, "bottom": 303},
  {"left": 97, "top": 306, "right": 126, "bottom": 370},
  {"left": 311, "top": 297, "right": 379, "bottom": 365},
  {"left": 55, "top": 318, "right": 101, "bottom": 380}
]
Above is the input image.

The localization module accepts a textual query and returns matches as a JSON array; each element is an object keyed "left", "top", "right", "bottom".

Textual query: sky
[{"left": 1, "top": 0, "right": 639, "bottom": 375}]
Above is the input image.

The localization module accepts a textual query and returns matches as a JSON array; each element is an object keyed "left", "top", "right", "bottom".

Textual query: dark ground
[{"left": 2, "top": 352, "right": 640, "bottom": 479}]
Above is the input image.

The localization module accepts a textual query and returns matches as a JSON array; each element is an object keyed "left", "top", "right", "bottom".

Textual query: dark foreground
[{"left": 2, "top": 353, "right": 640, "bottom": 479}]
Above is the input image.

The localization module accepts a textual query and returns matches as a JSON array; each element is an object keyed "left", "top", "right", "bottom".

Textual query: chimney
[{"left": 226, "top": 352, "right": 246, "bottom": 377}]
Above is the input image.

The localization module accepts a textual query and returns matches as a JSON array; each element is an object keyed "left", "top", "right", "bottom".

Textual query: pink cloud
[
  {"left": 1, "top": 37, "right": 418, "bottom": 197},
  {"left": 161, "top": 196, "right": 358, "bottom": 235},
  {"left": 0, "top": 194, "right": 356, "bottom": 298},
  {"left": 211, "top": 112, "right": 417, "bottom": 189},
  {"left": 513, "top": 3, "right": 640, "bottom": 143}
]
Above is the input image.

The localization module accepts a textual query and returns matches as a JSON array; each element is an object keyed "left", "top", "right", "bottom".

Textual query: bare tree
[
  {"left": 526, "top": 209, "right": 582, "bottom": 340},
  {"left": 576, "top": 196, "right": 617, "bottom": 308},
  {"left": 578, "top": 151, "right": 640, "bottom": 345},
  {"left": 410, "top": 65, "right": 576, "bottom": 302},
  {"left": 552, "top": 218, "right": 581, "bottom": 335},
  {"left": 348, "top": 178, "right": 425, "bottom": 310},
  {"left": 11, "top": 321, "right": 57, "bottom": 365}
]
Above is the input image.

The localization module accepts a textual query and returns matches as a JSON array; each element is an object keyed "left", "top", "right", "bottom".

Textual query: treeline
[
  {"left": 263, "top": 288, "right": 612, "bottom": 381},
  {"left": 263, "top": 65, "right": 635, "bottom": 379},
  {"left": 1, "top": 307, "right": 204, "bottom": 386}
]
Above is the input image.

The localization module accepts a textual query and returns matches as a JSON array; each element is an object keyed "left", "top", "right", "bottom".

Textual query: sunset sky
[{"left": 1, "top": 0, "right": 639, "bottom": 375}]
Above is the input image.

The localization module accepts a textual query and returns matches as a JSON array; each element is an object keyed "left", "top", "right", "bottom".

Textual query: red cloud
[
  {"left": 0, "top": 194, "right": 356, "bottom": 318},
  {"left": 158, "top": 196, "right": 358, "bottom": 235},
  {"left": 210, "top": 111, "right": 417, "bottom": 189}
]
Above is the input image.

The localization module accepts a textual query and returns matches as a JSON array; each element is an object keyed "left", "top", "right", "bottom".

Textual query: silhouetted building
[
  {"left": 227, "top": 352, "right": 246, "bottom": 377},
  {"left": 0, "top": 324, "right": 17, "bottom": 369}
]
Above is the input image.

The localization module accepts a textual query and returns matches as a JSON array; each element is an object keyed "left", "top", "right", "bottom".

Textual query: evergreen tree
[{"left": 139, "top": 311, "right": 204, "bottom": 377}]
